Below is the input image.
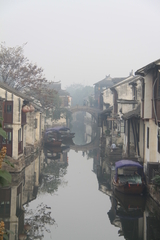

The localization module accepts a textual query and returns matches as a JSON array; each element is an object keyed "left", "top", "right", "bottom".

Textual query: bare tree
[
  {"left": 0, "top": 42, "right": 58, "bottom": 108},
  {"left": 0, "top": 42, "right": 46, "bottom": 89}
]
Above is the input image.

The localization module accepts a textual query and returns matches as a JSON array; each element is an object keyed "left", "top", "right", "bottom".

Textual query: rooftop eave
[
  {"left": 100, "top": 106, "right": 113, "bottom": 115},
  {"left": 135, "top": 59, "right": 160, "bottom": 77}
]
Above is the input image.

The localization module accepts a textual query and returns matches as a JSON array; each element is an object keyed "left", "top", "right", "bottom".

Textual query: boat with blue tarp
[
  {"left": 112, "top": 160, "right": 145, "bottom": 195},
  {"left": 43, "top": 126, "right": 75, "bottom": 147}
]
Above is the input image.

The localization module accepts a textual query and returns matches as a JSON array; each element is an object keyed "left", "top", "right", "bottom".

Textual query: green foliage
[
  {"left": 24, "top": 203, "right": 55, "bottom": 239},
  {"left": 152, "top": 175, "right": 160, "bottom": 186},
  {"left": 39, "top": 161, "right": 67, "bottom": 194},
  {"left": 4, "top": 158, "right": 14, "bottom": 168},
  {"left": 0, "top": 128, "right": 7, "bottom": 139},
  {"left": 0, "top": 43, "right": 59, "bottom": 108},
  {"left": 0, "top": 117, "right": 12, "bottom": 187},
  {"left": 0, "top": 118, "right": 7, "bottom": 139},
  {"left": 0, "top": 42, "right": 46, "bottom": 90},
  {"left": 3, "top": 234, "right": 9, "bottom": 240},
  {"left": 0, "top": 170, "right": 12, "bottom": 186}
]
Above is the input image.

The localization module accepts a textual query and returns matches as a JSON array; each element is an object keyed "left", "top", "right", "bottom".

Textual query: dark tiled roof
[
  {"left": 110, "top": 75, "right": 141, "bottom": 90},
  {"left": 0, "top": 81, "right": 32, "bottom": 101},
  {"left": 135, "top": 59, "right": 160, "bottom": 76},
  {"left": 94, "top": 76, "right": 126, "bottom": 88},
  {"left": 94, "top": 75, "right": 112, "bottom": 86}
]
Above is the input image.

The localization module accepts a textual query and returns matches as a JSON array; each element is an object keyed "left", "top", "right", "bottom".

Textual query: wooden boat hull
[
  {"left": 44, "top": 140, "right": 62, "bottom": 147},
  {"left": 112, "top": 179, "right": 145, "bottom": 195}
]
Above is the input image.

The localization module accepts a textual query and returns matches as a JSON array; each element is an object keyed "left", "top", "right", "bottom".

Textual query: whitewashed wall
[
  {"left": 103, "top": 88, "right": 113, "bottom": 109},
  {"left": 25, "top": 112, "right": 35, "bottom": 145}
]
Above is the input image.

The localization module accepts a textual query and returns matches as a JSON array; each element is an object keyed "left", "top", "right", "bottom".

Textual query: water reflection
[
  {"left": 108, "top": 192, "right": 145, "bottom": 240},
  {"left": 71, "top": 112, "right": 97, "bottom": 145},
  {"left": 1, "top": 125, "right": 160, "bottom": 239}
]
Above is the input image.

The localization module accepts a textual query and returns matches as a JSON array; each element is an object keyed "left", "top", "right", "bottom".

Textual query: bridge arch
[
  {"left": 70, "top": 134, "right": 100, "bottom": 152},
  {"left": 70, "top": 106, "right": 101, "bottom": 121}
]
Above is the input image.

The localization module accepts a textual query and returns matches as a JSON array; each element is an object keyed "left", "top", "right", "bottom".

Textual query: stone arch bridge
[{"left": 70, "top": 106, "right": 101, "bottom": 121}]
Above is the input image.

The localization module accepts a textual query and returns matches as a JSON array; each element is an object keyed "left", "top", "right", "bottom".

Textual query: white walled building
[
  {"left": 135, "top": 59, "right": 160, "bottom": 174},
  {"left": 0, "top": 82, "right": 45, "bottom": 162}
]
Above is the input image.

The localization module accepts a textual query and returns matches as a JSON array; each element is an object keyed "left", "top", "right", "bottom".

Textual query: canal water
[
  {"left": 26, "top": 150, "right": 124, "bottom": 240},
  {"left": 1, "top": 115, "right": 160, "bottom": 239}
]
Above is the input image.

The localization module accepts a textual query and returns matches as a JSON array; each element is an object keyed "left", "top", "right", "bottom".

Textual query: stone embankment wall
[{"left": 148, "top": 184, "right": 160, "bottom": 206}]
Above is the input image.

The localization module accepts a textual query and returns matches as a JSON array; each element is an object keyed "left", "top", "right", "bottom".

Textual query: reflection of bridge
[
  {"left": 70, "top": 135, "right": 99, "bottom": 152},
  {"left": 70, "top": 106, "right": 101, "bottom": 120}
]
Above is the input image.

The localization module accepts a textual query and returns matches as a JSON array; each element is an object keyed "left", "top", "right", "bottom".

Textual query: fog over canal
[
  {"left": 28, "top": 150, "right": 121, "bottom": 240},
  {"left": 23, "top": 114, "right": 160, "bottom": 240}
]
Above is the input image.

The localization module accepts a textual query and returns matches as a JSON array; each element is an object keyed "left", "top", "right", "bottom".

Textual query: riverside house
[
  {"left": 0, "top": 82, "right": 45, "bottom": 171},
  {"left": 101, "top": 73, "right": 142, "bottom": 159},
  {"left": 135, "top": 59, "right": 160, "bottom": 178}
]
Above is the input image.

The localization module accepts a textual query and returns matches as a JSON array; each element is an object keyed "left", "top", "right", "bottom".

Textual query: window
[
  {"left": 7, "top": 132, "right": 12, "bottom": 144},
  {"left": 120, "top": 120, "right": 125, "bottom": 133},
  {"left": 158, "top": 129, "right": 160, "bottom": 153},
  {"left": 34, "top": 119, "right": 37, "bottom": 129},
  {"left": 18, "top": 129, "right": 21, "bottom": 142},
  {"left": 147, "top": 127, "right": 149, "bottom": 149},
  {"left": 7, "top": 105, "right": 12, "bottom": 112}
]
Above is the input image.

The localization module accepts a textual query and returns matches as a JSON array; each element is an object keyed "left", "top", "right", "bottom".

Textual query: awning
[
  {"left": 122, "top": 105, "right": 140, "bottom": 120},
  {"left": 100, "top": 106, "right": 113, "bottom": 115}
]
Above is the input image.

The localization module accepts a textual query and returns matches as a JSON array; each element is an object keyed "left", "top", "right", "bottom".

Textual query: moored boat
[
  {"left": 43, "top": 126, "right": 75, "bottom": 147},
  {"left": 112, "top": 160, "right": 145, "bottom": 195},
  {"left": 43, "top": 129, "right": 62, "bottom": 147}
]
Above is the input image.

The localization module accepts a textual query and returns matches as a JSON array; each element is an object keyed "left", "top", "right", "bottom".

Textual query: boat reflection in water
[
  {"left": 43, "top": 126, "right": 75, "bottom": 148},
  {"left": 108, "top": 190, "right": 145, "bottom": 240},
  {"left": 112, "top": 160, "right": 145, "bottom": 195}
]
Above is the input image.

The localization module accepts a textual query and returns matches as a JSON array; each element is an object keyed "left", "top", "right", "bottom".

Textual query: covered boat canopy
[
  {"left": 115, "top": 160, "right": 143, "bottom": 181},
  {"left": 115, "top": 160, "right": 143, "bottom": 170},
  {"left": 45, "top": 127, "right": 70, "bottom": 132}
]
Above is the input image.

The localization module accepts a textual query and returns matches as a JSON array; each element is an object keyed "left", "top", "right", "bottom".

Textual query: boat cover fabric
[
  {"left": 115, "top": 160, "right": 142, "bottom": 169},
  {"left": 115, "top": 160, "right": 143, "bottom": 181}
]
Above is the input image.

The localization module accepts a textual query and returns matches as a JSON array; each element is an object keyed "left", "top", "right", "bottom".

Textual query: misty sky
[{"left": 0, "top": 0, "right": 160, "bottom": 89}]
